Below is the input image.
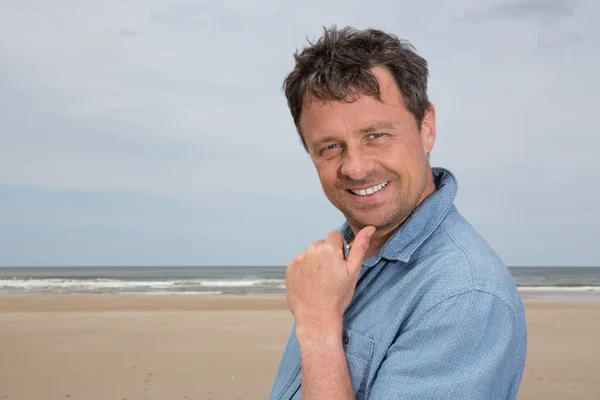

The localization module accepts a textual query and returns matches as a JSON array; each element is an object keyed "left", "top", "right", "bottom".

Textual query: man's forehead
[
  {"left": 300, "top": 92, "right": 399, "bottom": 132},
  {"left": 300, "top": 91, "right": 381, "bottom": 124}
]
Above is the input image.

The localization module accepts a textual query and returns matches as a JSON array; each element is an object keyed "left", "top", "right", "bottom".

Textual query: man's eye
[
  {"left": 369, "top": 133, "right": 385, "bottom": 139},
  {"left": 322, "top": 144, "right": 340, "bottom": 152}
]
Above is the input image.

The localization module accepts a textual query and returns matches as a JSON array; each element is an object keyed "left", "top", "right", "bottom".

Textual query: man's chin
[
  {"left": 344, "top": 209, "right": 408, "bottom": 232},
  {"left": 344, "top": 213, "right": 386, "bottom": 231}
]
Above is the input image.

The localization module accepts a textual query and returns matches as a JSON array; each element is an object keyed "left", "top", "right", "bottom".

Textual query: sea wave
[
  {"left": 173, "top": 279, "right": 285, "bottom": 288},
  {"left": 0, "top": 278, "right": 176, "bottom": 289},
  {"left": 518, "top": 286, "right": 600, "bottom": 292},
  {"left": 141, "top": 291, "right": 223, "bottom": 295},
  {"left": 0, "top": 278, "right": 286, "bottom": 293},
  {"left": 5, "top": 278, "right": 598, "bottom": 295}
]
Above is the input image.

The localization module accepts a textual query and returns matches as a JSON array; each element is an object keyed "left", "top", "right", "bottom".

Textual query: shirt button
[{"left": 342, "top": 333, "right": 349, "bottom": 346}]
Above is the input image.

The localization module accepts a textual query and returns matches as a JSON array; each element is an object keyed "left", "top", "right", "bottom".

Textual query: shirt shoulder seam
[
  {"left": 440, "top": 220, "right": 477, "bottom": 287},
  {"left": 404, "top": 289, "right": 517, "bottom": 331}
]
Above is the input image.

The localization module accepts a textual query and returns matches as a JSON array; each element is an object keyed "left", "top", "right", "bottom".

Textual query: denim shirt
[{"left": 269, "top": 167, "right": 527, "bottom": 400}]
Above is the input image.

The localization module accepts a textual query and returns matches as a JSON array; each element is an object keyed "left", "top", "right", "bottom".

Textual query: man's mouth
[{"left": 347, "top": 181, "right": 390, "bottom": 196}]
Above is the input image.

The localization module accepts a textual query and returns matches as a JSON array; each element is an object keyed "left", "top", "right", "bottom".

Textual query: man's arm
[
  {"left": 297, "top": 319, "right": 354, "bottom": 399},
  {"left": 368, "top": 290, "right": 526, "bottom": 399}
]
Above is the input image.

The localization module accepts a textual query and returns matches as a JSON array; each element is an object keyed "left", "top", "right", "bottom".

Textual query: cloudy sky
[{"left": 0, "top": 0, "right": 598, "bottom": 267}]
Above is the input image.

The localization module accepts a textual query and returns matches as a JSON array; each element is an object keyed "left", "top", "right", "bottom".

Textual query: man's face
[{"left": 299, "top": 66, "right": 436, "bottom": 232}]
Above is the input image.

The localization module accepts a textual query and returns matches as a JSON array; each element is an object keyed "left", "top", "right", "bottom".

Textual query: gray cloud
[
  {"left": 119, "top": 28, "right": 138, "bottom": 37},
  {"left": 445, "top": 0, "right": 589, "bottom": 51},
  {"left": 537, "top": 29, "right": 583, "bottom": 46},
  {"left": 148, "top": 0, "right": 284, "bottom": 31},
  {"left": 456, "top": 0, "right": 580, "bottom": 23}
]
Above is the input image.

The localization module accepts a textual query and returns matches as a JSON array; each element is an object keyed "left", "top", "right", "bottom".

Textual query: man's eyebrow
[{"left": 358, "top": 122, "right": 396, "bottom": 133}]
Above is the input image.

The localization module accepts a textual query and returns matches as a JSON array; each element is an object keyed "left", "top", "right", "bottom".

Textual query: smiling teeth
[{"left": 349, "top": 181, "right": 389, "bottom": 196}]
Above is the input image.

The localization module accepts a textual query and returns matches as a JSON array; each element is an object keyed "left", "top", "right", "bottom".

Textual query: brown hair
[{"left": 283, "top": 25, "right": 432, "bottom": 151}]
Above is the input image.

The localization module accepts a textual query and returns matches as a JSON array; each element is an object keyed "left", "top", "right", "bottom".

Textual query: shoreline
[
  {"left": 0, "top": 293, "right": 291, "bottom": 312},
  {"left": 1, "top": 288, "right": 600, "bottom": 311}
]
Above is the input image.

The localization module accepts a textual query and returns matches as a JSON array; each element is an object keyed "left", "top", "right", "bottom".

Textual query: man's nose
[{"left": 339, "top": 148, "right": 372, "bottom": 181}]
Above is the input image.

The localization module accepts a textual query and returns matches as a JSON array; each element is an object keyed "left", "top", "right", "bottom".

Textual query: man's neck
[{"left": 361, "top": 224, "right": 399, "bottom": 260}]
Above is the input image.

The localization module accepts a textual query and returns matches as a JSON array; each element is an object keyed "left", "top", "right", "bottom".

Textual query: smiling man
[{"left": 269, "top": 26, "right": 527, "bottom": 400}]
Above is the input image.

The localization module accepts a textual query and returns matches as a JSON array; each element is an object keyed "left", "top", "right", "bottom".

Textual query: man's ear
[{"left": 420, "top": 106, "right": 436, "bottom": 155}]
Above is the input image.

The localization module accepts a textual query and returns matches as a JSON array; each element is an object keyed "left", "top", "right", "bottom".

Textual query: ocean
[{"left": 0, "top": 266, "right": 599, "bottom": 297}]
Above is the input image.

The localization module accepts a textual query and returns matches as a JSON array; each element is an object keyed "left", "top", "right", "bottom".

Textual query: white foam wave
[
  {"left": 0, "top": 278, "right": 286, "bottom": 292},
  {"left": 141, "top": 291, "right": 223, "bottom": 295},
  {"left": 191, "top": 279, "right": 285, "bottom": 288},
  {"left": 518, "top": 286, "right": 600, "bottom": 292},
  {"left": 0, "top": 278, "right": 177, "bottom": 289}
]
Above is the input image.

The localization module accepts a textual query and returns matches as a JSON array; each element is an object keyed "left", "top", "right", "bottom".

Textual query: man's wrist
[{"left": 295, "top": 317, "right": 344, "bottom": 349}]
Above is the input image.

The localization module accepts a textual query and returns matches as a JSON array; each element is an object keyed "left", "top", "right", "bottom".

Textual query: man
[{"left": 269, "top": 26, "right": 527, "bottom": 400}]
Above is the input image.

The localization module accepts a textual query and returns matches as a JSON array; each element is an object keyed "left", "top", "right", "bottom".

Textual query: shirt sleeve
[{"left": 367, "top": 290, "right": 525, "bottom": 400}]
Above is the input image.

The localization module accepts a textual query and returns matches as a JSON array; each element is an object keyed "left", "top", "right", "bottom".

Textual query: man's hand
[
  {"left": 285, "top": 226, "right": 376, "bottom": 337},
  {"left": 285, "top": 226, "right": 376, "bottom": 399}
]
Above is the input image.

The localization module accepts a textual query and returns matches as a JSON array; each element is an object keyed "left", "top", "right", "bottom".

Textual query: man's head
[{"left": 283, "top": 25, "right": 437, "bottom": 235}]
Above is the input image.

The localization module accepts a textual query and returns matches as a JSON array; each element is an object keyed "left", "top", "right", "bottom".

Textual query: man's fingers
[
  {"left": 310, "top": 239, "right": 326, "bottom": 247},
  {"left": 324, "top": 231, "right": 345, "bottom": 253},
  {"left": 345, "top": 226, "right": 376, "bottom": 273},
  {"left": 325, "top": 231, "right": 344, "bottom": 244}
]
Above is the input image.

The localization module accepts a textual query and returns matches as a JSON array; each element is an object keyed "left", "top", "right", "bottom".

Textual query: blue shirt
[{"left": 269, "top": 167, "right": 527, "bottom": 400}]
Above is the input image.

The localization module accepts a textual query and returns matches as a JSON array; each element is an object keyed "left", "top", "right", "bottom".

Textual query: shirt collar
[{"left": 339, "top": 167, "right": 458, "bottom": 267}]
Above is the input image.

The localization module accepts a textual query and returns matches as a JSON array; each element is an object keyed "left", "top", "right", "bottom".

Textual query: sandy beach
[{"left": 1, "top": 295, "right": 599, "bottom": 400}]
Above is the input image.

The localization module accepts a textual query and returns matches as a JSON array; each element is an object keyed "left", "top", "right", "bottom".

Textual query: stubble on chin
[{"left": 340, "top": 188, "right": 416, "bottom": 233}]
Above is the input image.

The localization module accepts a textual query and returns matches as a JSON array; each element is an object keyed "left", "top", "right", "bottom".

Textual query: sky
[{"left": 0, "top": 0, "right": 598, "bottom": 267}]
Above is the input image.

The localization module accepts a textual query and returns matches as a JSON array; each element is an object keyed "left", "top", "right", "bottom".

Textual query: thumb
[{"left": 346, "top": 226, "right": 376, "bottom": 274}]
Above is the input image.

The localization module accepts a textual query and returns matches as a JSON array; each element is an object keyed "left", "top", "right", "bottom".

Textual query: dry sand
[{"left": 0, "top": 294, "right": 599, "bottom": 400}]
